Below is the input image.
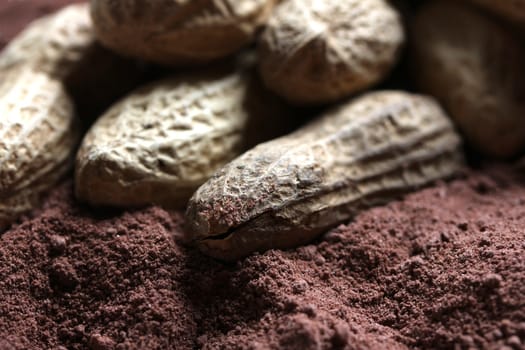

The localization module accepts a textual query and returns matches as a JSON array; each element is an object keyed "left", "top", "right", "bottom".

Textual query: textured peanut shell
[
  {"left": 0, "top": 3, "right": 146, "bottom": 120},
  {"left": 258, "top": 0, "right": 405, "bottom": 105},
  {"left": 411, "top": 1, "right": 525, "bottom": 158},
  {"left": 186, "top": 91, "right": 465, "bottom": 261},
  {"left": 0, "top": 68, "right": 78, "bottom": 231},
  {"left": 467, "top": 0, "right": 525, "bottom": 24},
  {"left": 75, "top": 65, "right": 295, "bottom": 209},
  {"left": 90, "top": 0, "right": 277, "bottom": 66}
]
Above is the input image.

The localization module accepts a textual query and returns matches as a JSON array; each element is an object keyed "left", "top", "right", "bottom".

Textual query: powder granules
[{"left": 0, "top": 166, "right": 523, "bottom": 349}]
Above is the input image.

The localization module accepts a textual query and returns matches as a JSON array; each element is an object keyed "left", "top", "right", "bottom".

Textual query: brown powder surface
[{"left": 0, "top": 167, "right": 524, "bottom": 349}]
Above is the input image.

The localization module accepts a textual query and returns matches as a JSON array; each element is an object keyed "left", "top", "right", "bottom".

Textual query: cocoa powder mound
[
  {"left": 0, "top": 187, "right": 197, "bottom": 349},
  {"left": 0, "top": 167, "right": 524, "bottom": 349}
]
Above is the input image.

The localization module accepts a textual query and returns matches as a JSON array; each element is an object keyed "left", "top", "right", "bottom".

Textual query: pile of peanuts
[{"left": 0, "top": 0, "right": 523, "bottom": 260}]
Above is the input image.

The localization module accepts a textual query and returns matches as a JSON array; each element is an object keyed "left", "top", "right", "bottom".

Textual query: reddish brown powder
[{"left": 0, "top": 167, "right": 524, "bottom": 349}]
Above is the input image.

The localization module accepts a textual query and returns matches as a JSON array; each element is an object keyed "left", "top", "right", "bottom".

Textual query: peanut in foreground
[{"left": 186, "top": 91, "right": 464, "bottom": 260}]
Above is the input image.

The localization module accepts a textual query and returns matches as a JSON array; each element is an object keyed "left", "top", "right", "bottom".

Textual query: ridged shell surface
[
  {"left": 0, "top": 68, "right": 78, "bottom": 230},
  {"left": 258, "top": 0, "right": 404, "bottom": 104},
  {"left": 186, "top": 91, "right": 464, "bottom": 260},
  {"left": 75, "top": 67, "right": 293, "bottom": 209},
  {"left": 90, "top": 0, "right": 277, "bottom": 65}
]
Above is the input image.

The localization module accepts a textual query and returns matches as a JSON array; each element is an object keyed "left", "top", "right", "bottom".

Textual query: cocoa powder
[{"left": 0, "top": 166, "right": 524, "bottom": 349}]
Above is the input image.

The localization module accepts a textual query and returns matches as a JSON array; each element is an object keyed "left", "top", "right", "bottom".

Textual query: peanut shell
[
  {"left": 186, "top": 91, "right": 464, "bottom": 261},
  {"left": 0, "top": 68, "right": 78, "bottom": 231},
  {"left": 258, "top": 0, "right": 405, "bottom": 104},
  {"left": 411, "top": 1, "right": 525, "bottom": 158},
  {"left": 90, "top": 0, "right": 277, "bottom": 66},
  {"left": 75, "top": 64, "right": 295, "bottom": 209}
]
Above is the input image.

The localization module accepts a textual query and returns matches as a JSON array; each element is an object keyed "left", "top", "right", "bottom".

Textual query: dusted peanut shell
[
  {"left": 258, "top": 0, "right": 405, "bottom": 104},
  {"left": 90, "top": 0, "right": 277, "bottom": 66},
  {"left": 75, "top": 64, "right": 295, "bottom": 209},
  {"left": 186, "top": 91, "right": 464, "bottom": 261},
  {"left": 0, "top": 68, "right": 78, "bottom": 231},
  {"left": 411, "top": 1, "right": 525, "bottom": 158}
]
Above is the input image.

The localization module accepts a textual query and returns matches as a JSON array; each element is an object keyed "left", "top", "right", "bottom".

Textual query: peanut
[
  {"left": 0, "top": 68, "right": 79, "bottom": 231},
  {"left": 411, "top": 1, "right": 525, "bottom": 158},
  {"left": 90, "top": 0, "right": 277, "bottom": 66},
  {"left": 185, "top": 91, "right": 464, "bottom": 260},
  {"left": 75, "top": 62, "right": 295, "bottom": 209},
  {"left": 258, "top": 0, "right": 405, "bottom": 104}
]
